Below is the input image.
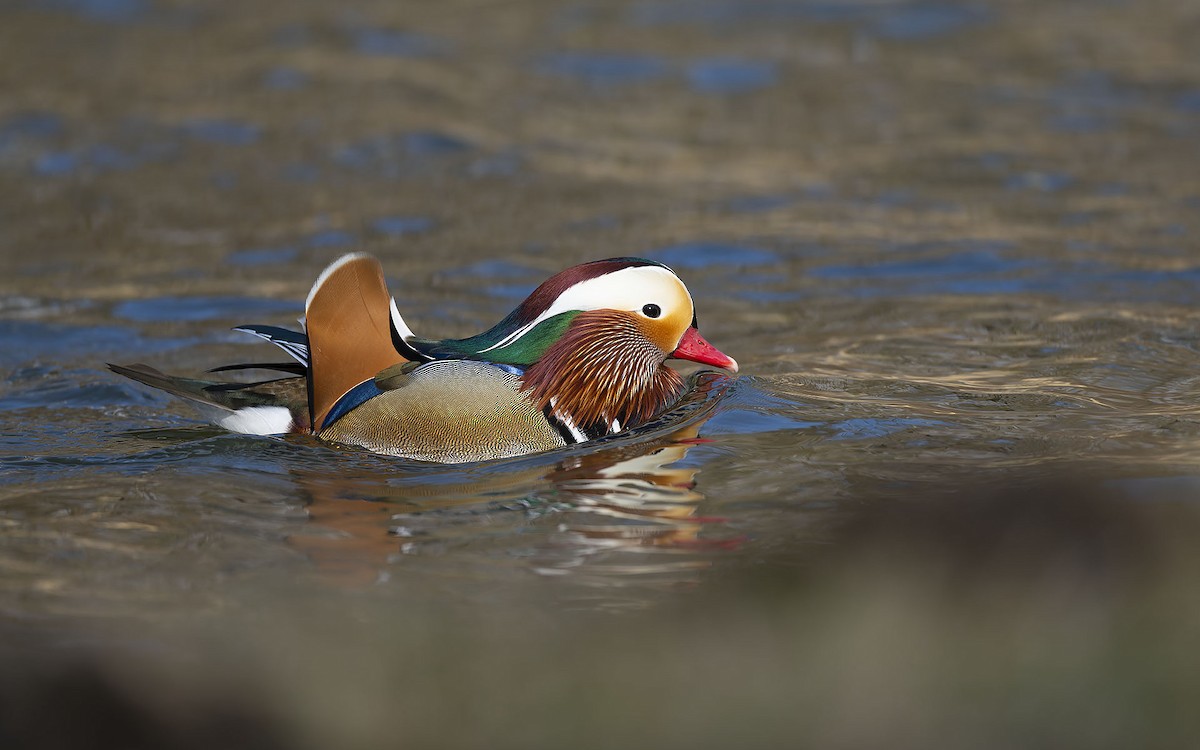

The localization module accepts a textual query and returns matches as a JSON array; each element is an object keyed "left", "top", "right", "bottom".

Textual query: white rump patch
[{"left": 199, "top": 405, "right": 293, "bottom": 435}]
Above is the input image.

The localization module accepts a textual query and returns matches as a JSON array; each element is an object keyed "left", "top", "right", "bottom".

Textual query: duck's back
[{"left": 318, "top": 360, "right": 566, "bottom": 463}]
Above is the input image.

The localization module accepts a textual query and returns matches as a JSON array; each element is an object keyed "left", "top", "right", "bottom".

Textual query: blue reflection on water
[
  {"left": 707, "top": 409, "right": 821, "bottom": 434},
  {"left": 630, "top": 0, "right": 825, "bottom": 25},
  {"left": 812, "top": 245, "right": 1022, "bottom": 281},
  {"left": 87, "top": 144, "right": 142, "bottom": 169},
  {"left": 405, "top": 131, "right": 472, "bottom": 157},
  {"left": 629, "top": 0, "right": 989, "bottom": 40},
  {"left": 734, "top": 288, "right": 806, "bottom": 303},
  {"left": 1176, "top": 90, "right": 1200, "bottom": 114},
  {"left": 449, "top": 260, "right": 536, "bottom": 279},
  {"left": 371, "top": 216, "right": 434, "bottom": 237},
  {"left": 30, "top": 0, "right": 147, "bottom": 23},
  {"left": 810, "top": 246, "right": 1049, "bottom": 296},
  {"left": 0, "top": 112, "right": 64, "bottom": 151},
  {"left": 33, "top": 151, "right": 80, "bottom": 176},
  {"left": 440, "top": 260, "right": 540, "bottom": 301},
  {"left": 0, "top": 369, "right": 145, "bottom": 411},
  {"left": 113, "top": 297, "right": 301, "bottom": 323},
  {"left": 13, "top": 118, "right": 189, "bottom": 177},
  {"left": 351, "top": 28, "right": 447, "bottom": 57},
  {"left": 648, "top": 242, "right": 778, "bottom": 268},
  {"left": 686, "top": 58, "right": 778, "bottom": 94},
  {"left": 33, "top": 140, "right": 178, "bottom": 176},
  {"left": 1048, "top": 113, "right": 1112, "bottom": 134},
  {"left": 262, "top": 67, "right": 309, "bottom": 91},
  {"left": 306, "top": 229, "right": 356, "bottom": 248},
  {"left": 536, "top": 52, "right": 670, "bottom": 87},
  {"left": 181, "top": 119, "right": 261, "bottom": 146},
  {"left": 725, "top": 194, "right": 795, "bottom": 213},
  {"left": 809, "top": 242, "right": 1200, "bottom": 303},
  {"left": 704, "top": 379, "right": 822, "bottom": 435},
  {"left": 872, "top": 4, "right": 988, "bottom": 40},
  {"left": 334, "top": 132, "right": 473, "bottom": 176},
  {"left": 227, "top": 247, "right": 299, "bottom": 267},
  {"left": 1005, "top": 171, "right": 1074, "bottom": 192},
  {"left": 0, "top": 321, "right": 179, "bottom": 367},
  {"left": 535, "top": 51, "right": 780, "bottom": 95}
]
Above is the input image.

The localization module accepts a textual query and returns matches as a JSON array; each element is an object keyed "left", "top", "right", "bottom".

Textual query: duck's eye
[{"left": 642, "top": 303, "right": 662, "bottom": 318}]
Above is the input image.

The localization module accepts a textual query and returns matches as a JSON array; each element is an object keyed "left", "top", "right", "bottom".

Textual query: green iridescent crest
[
  {"left": 474, "top": 312, "right": 581, "bottom": 366},
  {"left": 420, "top": 311, "right": 582, "bottom": 366}
]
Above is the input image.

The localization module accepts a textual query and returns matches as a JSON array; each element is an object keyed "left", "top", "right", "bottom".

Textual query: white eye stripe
[{"left": 480, "top": 266, "right": 691, "bottom": 353}]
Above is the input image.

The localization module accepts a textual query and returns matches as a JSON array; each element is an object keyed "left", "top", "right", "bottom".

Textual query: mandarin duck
[{"left": 110, "top": 253, "right": 737, "bottom": 463}]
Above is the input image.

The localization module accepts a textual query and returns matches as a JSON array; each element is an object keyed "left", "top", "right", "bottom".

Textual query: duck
[{"left": 110, "top": 253, "right": 737, "bottom": 463}]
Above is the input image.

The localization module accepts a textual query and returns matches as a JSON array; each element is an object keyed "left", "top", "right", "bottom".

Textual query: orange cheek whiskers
[{"left": 521, "top": 311, "right": 685, "bottom": 432}]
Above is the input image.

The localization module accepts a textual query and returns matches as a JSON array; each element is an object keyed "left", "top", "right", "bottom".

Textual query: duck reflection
[{"left": 288, "top": 373, "right": 737, "bottom": 588}]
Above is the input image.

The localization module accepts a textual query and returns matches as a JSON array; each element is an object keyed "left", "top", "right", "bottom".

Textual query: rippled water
[{"left": 3, "top": 0, "right": 1200, "bottom": 746}]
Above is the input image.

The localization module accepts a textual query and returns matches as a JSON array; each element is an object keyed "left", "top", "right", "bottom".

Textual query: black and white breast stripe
[{"left": 544, "top": 398, "right": 613, "bottom": 445}]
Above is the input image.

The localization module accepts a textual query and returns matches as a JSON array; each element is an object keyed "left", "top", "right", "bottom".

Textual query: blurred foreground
[{"left": 4, "top": 473, "right": 1199, "bottom": 750}]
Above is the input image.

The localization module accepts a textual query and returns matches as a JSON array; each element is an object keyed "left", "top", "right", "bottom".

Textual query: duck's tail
[
  {"left": 111, "top": 254, "right": 429, "bottom": 436},
  {"left": 107, "top": 362, "right": 308, "bottom": 434}
]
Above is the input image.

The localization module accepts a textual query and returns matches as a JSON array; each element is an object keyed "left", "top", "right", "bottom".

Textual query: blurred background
[{"left": 2, "top": 0, "right": 1200, "bottom": 747}]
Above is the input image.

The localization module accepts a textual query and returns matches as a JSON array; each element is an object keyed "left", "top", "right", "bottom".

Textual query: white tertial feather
[
  {"left": 233, "top": 327, "right": 310, "bottom": 366},
  {"left": 389, "top": 296, "right": 418, "bottom": 343}
]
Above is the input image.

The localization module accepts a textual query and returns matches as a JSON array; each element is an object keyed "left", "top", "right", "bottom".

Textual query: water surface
[{"left": 2, "top": 0, "right": 1200, "bottom": 746}]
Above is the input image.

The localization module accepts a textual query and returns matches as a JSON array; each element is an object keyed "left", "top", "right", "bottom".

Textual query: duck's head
[
  {"left": 470, "top": 257, "right": 736, "bottom": 436},
  {"left": 468, "top": 257, "right": 737, "bottom": 373}
]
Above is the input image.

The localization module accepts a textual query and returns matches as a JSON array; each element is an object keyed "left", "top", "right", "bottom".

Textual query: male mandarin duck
[{"left": 110, "top": 253, "right": 737, "bottom": 463}]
